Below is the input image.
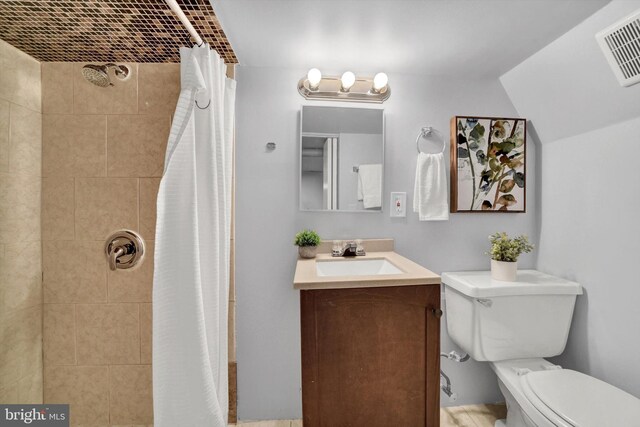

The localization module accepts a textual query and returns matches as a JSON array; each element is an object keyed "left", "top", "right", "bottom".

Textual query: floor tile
[
  {"left": 441, "top": 406, "right": 478, "bottom": 427},
  {"left": 464, "top": 403, "right": 507, "bottom": 427}
]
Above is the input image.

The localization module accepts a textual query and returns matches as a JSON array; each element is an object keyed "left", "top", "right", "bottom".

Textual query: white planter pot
[
  {"left": 491, "top": 260, "right": 517, "bottom": 282},
  {"left": 298, "top": 246, "right": 317, "bottom": 259}
]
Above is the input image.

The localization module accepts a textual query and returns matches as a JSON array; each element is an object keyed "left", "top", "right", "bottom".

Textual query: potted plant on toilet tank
[
  {"left": 294, "top": 229, "right": 321, "bottom": 259},
  {"left": 487, "top": 232, "right": 533, "bottom": 281}
]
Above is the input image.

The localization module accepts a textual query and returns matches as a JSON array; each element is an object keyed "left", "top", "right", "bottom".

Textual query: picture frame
[{"left": 450, "top": 116, "right": 527, "bottom": 213}]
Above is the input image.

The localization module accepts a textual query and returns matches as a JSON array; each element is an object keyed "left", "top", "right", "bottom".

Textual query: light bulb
[
  {"left": 373, "top": 72, "right": 388, "bottom": 93},
  {"left": 340, "top": 71, "right": 356, "bottom": 92},
  {"left": 307, "top": 68, "right": 322, "bottom": 90}
]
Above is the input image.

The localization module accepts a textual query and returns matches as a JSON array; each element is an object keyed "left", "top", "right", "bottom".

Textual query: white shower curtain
[{"left": 153, "top": 45, "right": 236, "bottom": 426}]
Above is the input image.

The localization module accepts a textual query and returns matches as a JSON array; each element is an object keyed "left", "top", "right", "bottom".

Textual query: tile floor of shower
[{"left": 230, "top": 403, "right": 507, "bottom": 427}]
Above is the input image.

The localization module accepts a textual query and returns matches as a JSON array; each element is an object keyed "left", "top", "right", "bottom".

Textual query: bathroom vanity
[{"left": 294, "top": 240, "right": 441, "bottom": 427}]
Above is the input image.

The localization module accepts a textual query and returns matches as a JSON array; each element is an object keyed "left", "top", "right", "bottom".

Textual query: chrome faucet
[{"left": 332, "top": 240, "right": 366, "bottom": 257}]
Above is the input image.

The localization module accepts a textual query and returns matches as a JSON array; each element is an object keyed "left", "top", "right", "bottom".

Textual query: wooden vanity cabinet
[{"left": 300, "top": 284, "right": 441, "bottom": 427}]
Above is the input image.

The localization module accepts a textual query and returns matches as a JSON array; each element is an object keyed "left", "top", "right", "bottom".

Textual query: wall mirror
[{"left": 300, "top": 106, "right": 384, "bottom": 212}]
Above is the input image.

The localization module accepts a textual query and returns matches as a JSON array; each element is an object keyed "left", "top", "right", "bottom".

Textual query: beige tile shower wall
[
  {"left": 0, "top": 40, "right": 43, "bottom": 404},
  {"left": 41, "top": 62, "right": 178, "bottom": 426}
]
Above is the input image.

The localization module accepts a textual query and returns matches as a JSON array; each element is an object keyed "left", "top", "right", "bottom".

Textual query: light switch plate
[{"left": 390, "top": 192, "right": 406, "bottom": 217}]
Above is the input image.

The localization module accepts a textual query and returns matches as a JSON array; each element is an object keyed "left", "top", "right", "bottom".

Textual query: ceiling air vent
[{"left": 596, "top": 10, "right": 640, "bottom": 87}]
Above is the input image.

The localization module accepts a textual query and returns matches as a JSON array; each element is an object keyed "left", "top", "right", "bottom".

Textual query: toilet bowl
[
  {"left": 490, "top": 358, "right": 640, "bottom": 427},
  {"left": 441, "top": 270, "right": 640, "bottom": 427}
]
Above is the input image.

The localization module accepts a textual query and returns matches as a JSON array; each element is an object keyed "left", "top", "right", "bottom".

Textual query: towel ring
[{"left": 416, "top": 126, "right": 446, "bottom": 154}]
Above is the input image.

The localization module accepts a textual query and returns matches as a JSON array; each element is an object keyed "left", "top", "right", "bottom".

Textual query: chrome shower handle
[
  {"left": 108, "top": 246, "right": 126, "bottom": 271},
  {"left": 104, "top": 230, "right": 145, "bottom": 271}
]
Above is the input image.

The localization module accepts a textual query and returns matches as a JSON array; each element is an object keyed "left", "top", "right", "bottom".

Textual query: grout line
[
  {"left": 73, "top": 303, "right": 78, "bottom": 365},
  {"left": 107, "top": 364, "right": 111, "bottom": 425},
  {"left": 135, "top": 63, "right": 139, "bottom": 115},
  {"left": 104, "top": 115, "right": 108, "bottom": 177},
  {"left": 72, "top": 63, "right": 75, "bottom": 116},
  {"left": 72, "top": 177, "right": 77, "bottom": 241},
  {"left": 40, "top": 163, "right": 45, "bottom": 405},
  {"left": 138, "top": 303, "right": 142, "bottom": 364},
  {"left": 7, "top": 102, "right": 12, "bottom": 174},
  {"left": 137, "top": 177, "right": 140, "bottom": 232},
  {"left": 71, "top": 175, "right": 75, "bottom": 241}
]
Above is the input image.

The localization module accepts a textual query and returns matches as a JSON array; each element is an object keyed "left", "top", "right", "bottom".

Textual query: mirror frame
[{"left": 299, "top": 105, "right": 385, "bottom": 213}]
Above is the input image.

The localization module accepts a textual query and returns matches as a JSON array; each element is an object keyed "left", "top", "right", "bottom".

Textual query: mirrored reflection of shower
[{"left": 81, "top": 63, "right": 131, "bottom": 87}]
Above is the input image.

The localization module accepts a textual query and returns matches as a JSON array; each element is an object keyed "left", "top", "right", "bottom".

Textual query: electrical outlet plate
[{"left": 390, "top": 192, "right": 406, "bottom": 217}]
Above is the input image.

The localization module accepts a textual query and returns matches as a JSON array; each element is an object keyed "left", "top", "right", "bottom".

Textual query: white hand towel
[
  {"left": 413, "top": 152, "right": 449, "bottom": 221},
  {"left": 357, "top": 164, "right": 382, "bottom": 209}
]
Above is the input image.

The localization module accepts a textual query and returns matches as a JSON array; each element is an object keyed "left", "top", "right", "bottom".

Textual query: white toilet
[{"left": 442, "top": 270, "right": 640, "bottom": 427}]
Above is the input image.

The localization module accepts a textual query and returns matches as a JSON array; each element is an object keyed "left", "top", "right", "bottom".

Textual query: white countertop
[{"left": 294, "top": 251, "right": 440, "bottom": 290}]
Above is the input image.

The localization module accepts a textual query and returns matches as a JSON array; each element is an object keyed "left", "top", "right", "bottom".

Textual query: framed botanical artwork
[{"left": 450, "top": 116, "right": 526, "bottom": 212}]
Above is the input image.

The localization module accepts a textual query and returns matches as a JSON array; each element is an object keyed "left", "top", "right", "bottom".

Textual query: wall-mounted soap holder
[{"left": 104, "top": 230, "right": 145, "bottom": 271}]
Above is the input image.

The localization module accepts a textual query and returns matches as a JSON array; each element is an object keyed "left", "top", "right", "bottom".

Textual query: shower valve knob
[{"left": 105, "top": 230, "right": 145, "bottom": 271}]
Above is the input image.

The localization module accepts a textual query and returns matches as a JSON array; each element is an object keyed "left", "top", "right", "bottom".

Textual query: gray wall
[
  {"left": 235, "top": 66, "right": 537, "bottom": 420},
  {"left": 500, "top": 0, "right": 640, "bottom": 398}
]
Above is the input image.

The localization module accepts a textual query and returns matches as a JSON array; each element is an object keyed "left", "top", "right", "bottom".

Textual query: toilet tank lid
[
  {"left": 522, "top": 369, "right": 640, "bottom": 427},
  {"left": 441, "top": 270, "right": 582, "bottom": 298}
]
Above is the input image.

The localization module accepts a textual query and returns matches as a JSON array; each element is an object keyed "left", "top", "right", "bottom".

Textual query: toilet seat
[{"left": 520, "top": 369, "right": 640, "bottom": 427}]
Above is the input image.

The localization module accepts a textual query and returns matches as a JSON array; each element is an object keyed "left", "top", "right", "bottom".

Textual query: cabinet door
[{"left": 301, "top": 285, "right": 440, "bottom": 427}]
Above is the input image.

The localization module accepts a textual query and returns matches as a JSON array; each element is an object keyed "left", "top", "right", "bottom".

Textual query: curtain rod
[{"left": 164, "top": 0, "right": 204, "bottom": 47}]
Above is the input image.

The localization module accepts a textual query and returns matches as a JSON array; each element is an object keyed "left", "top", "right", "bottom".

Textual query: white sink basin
[{"left": 316, "top": 259, "right": 404, "bottom": 277}]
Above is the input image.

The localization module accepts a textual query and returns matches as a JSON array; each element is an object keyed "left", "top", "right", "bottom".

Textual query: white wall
[
  {"left": 235, "top": 66, "right": 537, "bottom": 420},
  {"left": 500, "top": 0, "right": 640, "bottom": 398},
  {"left": 539, "top": 117, "right": 640, "bottom": 396}
]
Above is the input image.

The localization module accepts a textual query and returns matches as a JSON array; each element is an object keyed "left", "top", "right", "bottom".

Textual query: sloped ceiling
[
  {"left": 211, "top": 0, "right": 610, "bottom": 76},
  {"left": 501, "top": 0, "right": 640, "bottom": 143}
]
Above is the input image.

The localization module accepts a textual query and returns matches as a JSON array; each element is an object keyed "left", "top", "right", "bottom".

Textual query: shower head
[
  {"left": 81, "top": 64, "right": 111, "bottom": 87},
  {"left": 81, "top": 63, "right": 130, "bottom": 87}
]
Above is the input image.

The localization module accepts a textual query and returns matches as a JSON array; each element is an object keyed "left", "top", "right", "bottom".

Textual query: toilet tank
[{"left": 442, "top": 270, "right": 582, "bottom": 362}]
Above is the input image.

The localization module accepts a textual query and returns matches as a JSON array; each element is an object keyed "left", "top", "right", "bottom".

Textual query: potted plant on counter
[
  {"left": 294, "top": 229, "right": 321, "bottom": 259},
  {"left": 487, "top": 232, "right": 534, "bottom": 281}
]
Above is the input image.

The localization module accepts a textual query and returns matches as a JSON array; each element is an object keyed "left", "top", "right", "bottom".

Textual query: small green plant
[
  {"left": 488, "top": 232, "right": 533, "bottom": 262},
  {"left": 294, "top": 229, "right": 321, "bottom": 247}
]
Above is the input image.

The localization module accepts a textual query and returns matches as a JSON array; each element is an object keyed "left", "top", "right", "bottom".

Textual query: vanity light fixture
[
  {"left": 307, "top": 68, "right": 322, "bottom": 90},
  {"left": 298, "top": 68, "right": 391, "bottom": 103},
  {"left": 372, "top": 72, "right": 389, "bottom": 94},
  {"left": 340, "top": 71, "right": 356, "bottom": 92}
]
